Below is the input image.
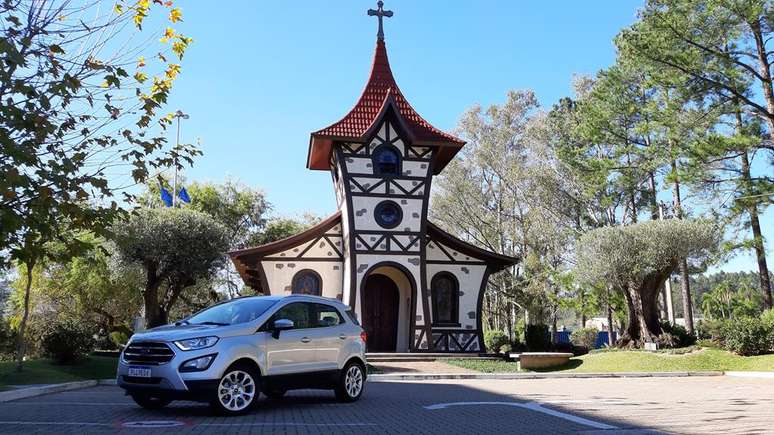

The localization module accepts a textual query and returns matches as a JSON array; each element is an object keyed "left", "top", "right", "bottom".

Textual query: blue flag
[
  {"left": 178, "top": 187, "right": 191, "bottom": 204},
  {"left": 160, "top": 187, "right": 173, "bottom": 207}
]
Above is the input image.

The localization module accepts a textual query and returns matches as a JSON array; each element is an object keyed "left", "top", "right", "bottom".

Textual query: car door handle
[
  {"left": 339, "top": 334, "right": 347, "bottom": 340},
  {"left": 300, "top": 337, "right": 311, "bottom": 343}
]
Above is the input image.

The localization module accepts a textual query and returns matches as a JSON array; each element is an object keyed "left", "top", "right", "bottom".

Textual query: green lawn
[
  {"left": 446, "top": 348, "right": 774, "bottom": 373},
  {"left": 0, "top": 356, "right": 118, "bottom": 389}
]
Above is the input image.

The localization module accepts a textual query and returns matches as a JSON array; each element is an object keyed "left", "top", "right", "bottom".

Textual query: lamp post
[{"left": 173, "top": 110, "right": 189, "bottom": 207}]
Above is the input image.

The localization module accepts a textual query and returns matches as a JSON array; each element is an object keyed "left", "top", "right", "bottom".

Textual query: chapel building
[{"left": 230, "top": 2, "right": 518, "bottom": 353}]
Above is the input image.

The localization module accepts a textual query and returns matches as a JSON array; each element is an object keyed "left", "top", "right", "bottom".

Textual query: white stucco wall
[
  {"left": 260, "top": 260, "right": 344, "bottom": 300},
  {"left": 425, "top": 262, "right": 487, "bottom": 330}
]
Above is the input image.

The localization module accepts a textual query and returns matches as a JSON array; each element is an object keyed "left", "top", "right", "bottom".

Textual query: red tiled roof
[{"left": 307, "top": 39, "right": 465, "bottom": 173}]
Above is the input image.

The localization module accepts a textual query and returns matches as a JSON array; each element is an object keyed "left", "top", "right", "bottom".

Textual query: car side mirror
[{"left": 271, "top": 318, "right": 294, "bottom": 339}]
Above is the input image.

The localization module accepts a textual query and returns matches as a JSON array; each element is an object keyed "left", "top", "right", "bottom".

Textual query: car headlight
[
  {"left": 173, "top": 336, "right": 219, "bottom": 351},
  {"left": 179, "top": 354, "right": 217, "bottom": 372}
]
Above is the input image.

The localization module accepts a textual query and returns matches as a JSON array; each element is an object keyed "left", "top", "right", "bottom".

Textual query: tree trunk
[
  {"left": 671, "top": 159, "right": 694, "bottom": 334},
  {"left": 606, "top": 302, "right": 614, "bottom": 347},
  {"left": 143, "top": 265, "right": 166, "bottom": 328},
  {"left": 619, "top": 271, "right": 669, "bottom": 347},
  {"left": 15, "top": 260, "right": 35, "bottom": 372},
  {"left": 678, "top": 259, "right": 694, "bottom": 334},
  {"left": 740, "top": 151, "right": 773, "bottom": 309},
  {"left": 750, "top": 18, "right": 774, "bottom": 141}
]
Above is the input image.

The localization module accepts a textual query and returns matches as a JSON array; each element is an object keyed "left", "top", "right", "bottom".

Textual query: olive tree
[
  {"left": 113, "top": 208, "right": 229, "bottom": 328},
  {"left": 576, "top": 219, "right": 718, "bottom": 346}
]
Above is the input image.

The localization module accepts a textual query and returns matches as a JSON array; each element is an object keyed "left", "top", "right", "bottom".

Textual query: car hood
[{"left": 130, "top": 323, "right": 234, "bottom": 342}]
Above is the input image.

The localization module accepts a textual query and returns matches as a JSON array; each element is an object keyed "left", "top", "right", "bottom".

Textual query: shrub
[
  {"left": 484, "top": 330, "right": 510, "bottom": 353},
  {"left": 570, "top": 327, "right": 598, "bottom": 350},
  {"left": 720, "top": 317, "right": 773, "bottom": 356},
  {"left": 660, "top": 321, "right": 696, "bottom": 348},
  {"left": 525, "top": 324, "right": 551, "bottom": 351},
  {"left": 761, "top": 309, "right": 774, "bottom": 328},
  {"left": 109, "top": 331, "right": 130, "bottom": 348},
  {"left": 499, "top": 343, "right": 512, "bottom": 354},
  {"left": 41, "top": 320, "right": 95, "bottom": 364},
  {"left": 696, "top": 319, "right": 726, "bottom": 342}
]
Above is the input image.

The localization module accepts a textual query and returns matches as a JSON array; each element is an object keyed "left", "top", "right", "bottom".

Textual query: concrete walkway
[{"left": 372, "top": 361, "right": 476, "bottom": 374}]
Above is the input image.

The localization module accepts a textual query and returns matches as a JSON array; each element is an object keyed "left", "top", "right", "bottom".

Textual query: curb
[
  {"left": 367, "top": 371, "right": 725, "bottom": 381},
  {"left": 0, "top": 379, "right": 117, "bottom": 403},
  {"left": 0, "top": 380, "right": 98, "bottom": 403}
]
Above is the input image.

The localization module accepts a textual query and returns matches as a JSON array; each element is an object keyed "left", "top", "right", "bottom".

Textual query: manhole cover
[{"left": 121, "top": 420, "right": 187, "bottom": 428}]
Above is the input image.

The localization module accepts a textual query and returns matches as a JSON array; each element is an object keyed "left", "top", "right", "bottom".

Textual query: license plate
[{"left": 128, "top": 367, "right": 152, "bottom": 378}]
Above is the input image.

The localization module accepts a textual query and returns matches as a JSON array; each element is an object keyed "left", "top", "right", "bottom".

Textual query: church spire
[{"left": 367, "top": 1, "right": 393, "bottom": 41}]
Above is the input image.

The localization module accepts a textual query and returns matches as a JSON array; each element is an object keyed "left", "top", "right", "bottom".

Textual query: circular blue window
[{"left": 374, "top": 200, "right": 402, "bottom": 229}]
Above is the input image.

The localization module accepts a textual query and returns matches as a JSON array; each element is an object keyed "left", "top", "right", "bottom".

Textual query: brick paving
[{"left": 0, "top": 376, "right": 769, "bottom": 434}]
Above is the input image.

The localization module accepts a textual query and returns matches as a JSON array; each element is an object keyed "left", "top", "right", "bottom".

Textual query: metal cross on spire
[{"left": 367, "top": 1, "right": 393, "bottom": 41}]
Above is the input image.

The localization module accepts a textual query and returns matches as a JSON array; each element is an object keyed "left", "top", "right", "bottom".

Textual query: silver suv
[{"left": 117, "top": 294, "right": 367, "bottom": 415}]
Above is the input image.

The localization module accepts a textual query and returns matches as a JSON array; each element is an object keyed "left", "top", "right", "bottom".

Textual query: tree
[
  {"left": 576, "top": 219, "right": 718, "bottom": 347},
  {"left": 618, "top": 0, "right": 774, "bottom": 308},
  {"left": 0, "top": 1, "right": 194, "bottom": 370},
  {"left": 113, "top": 208, "right": 229, "bottom": 328},
  {"left": 248, "top": 215, "right": 321, "bottom": 246},
  {"left": 433, "top": 90, "right": 580, "bottom": 337}
]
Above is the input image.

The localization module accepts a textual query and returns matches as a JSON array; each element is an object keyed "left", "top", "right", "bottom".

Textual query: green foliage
[
  {"left": 484, "top": 330, "right": 510, "bottom": 353},
  {"left": 249, "top": 216, "right": 319, "bottom": 246},
  {"left": 720, "top": 317, "right": 774, "bottom": 357},
  {"left": 525, "top": 324, "right": 551, "bottom": 351},
  {"left": 571, "top": 327, "right": 598, "bottom": 350},
  {"left": 41, "top": 320, "right": 95, "bottom": 365},
  {"left": 499, "top": 343, "right": 513, "bottom": 354},
  {"left": 700, "top": 280, "right": 763, "bottom": 320},
  {"left": 109, "top": 331, "right": 130, "bottom": 348},
  {"left": 113, "top": 207, "right": 229, "bottom": 327},
  {"left": 576, "top": 219, "right": 718, "bottom": 290},
  {"left": 761, "top": 310, "right": 774, "bottom": 328},
  {"left": 660, "top": 322, "right": 696, "bottom": 348},
  {"left": 696, "top": 318, "right": 726, "bottom": 342}
]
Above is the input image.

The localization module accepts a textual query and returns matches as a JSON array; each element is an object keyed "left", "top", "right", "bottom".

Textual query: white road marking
[{"left": 423, "top": 401, "right": 618, "bottom": 430}]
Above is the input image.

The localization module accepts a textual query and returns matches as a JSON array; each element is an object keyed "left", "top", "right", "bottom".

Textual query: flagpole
[{"left": 173, "top": 110, "right": 189, "bottom": 208}]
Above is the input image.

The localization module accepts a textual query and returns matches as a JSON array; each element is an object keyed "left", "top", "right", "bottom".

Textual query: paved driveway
[{"left": 0, "top": 376, "right": 770, "bottom": 434}]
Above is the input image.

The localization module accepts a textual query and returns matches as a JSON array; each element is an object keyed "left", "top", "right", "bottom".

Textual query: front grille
[
  {"left": 122, "top": 376, "right": 163, "bottom": 385},
  {"left": 123, "top": 341, "right": 175, "bottom": 365}
]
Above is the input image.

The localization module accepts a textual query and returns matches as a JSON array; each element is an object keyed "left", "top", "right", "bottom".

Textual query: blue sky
[{"left": 162, "top": 1, "right": 770, "bottom": 273}]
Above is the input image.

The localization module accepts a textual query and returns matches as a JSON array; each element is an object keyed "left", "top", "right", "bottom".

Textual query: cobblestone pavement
[{"left": 0, "top": 376, "right": 770, "bottom": 434}]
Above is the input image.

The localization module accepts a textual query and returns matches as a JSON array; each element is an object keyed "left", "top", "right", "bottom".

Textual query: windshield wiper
[
  {"left": 174, "top": 319, "right": 189, "bottom": 326},
  {"left": 195, "top": 321, "right": 229, "bottom": 326}
]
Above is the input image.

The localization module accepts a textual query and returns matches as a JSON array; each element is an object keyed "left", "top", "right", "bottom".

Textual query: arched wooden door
[{"left": 363, "top": 274, "right": 399, "bottom": 352}]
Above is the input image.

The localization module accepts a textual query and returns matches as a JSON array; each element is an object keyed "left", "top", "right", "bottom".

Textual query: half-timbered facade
[{"left": 230, "top": 2, "right": 518, "bottom": 353}]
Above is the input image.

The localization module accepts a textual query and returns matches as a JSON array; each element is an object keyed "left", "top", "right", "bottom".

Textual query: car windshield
[{"left": 186, "top": 298, "right": 280, "bottom": 326}]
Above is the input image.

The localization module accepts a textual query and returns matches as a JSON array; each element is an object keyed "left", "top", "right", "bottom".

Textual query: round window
[{"left": 374, "top": 200, "right": 403, "bottom": 229}]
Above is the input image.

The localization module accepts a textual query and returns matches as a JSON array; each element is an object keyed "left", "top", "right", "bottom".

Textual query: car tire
[
  {"left": 334, "top": 360, "right": 365, "bottom": 402},
  {"left": 130, "top": 394, "right": 172, "bottom": 410},
  {"left": 210, "top": 363, "right": 259, "bottom": 415},
  {"left": 264, "top": 388, "right": 286, "bottom": 400}
]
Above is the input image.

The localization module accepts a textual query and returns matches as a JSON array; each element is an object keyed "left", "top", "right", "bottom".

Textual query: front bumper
[{"left": 116, "top": 344, "right": 223, "bottom": 398}]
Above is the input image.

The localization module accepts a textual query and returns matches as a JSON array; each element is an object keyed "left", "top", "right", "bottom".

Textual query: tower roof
[{"left": 307, "top": 38, "right": 465, "bottom": 174}]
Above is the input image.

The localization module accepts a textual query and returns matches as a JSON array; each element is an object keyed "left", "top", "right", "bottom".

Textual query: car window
[
  {"left": 345, "top": 309, "right": 360, "bottom": 326},
  {"left": 186, "top": 297, "right": 279, "bottom": 326},
  {"left": 313, "top": 303, "right": 343, "bottom": 328},
  {"left": 268, "top": 302, "right": 313, "bottom": 329}
]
